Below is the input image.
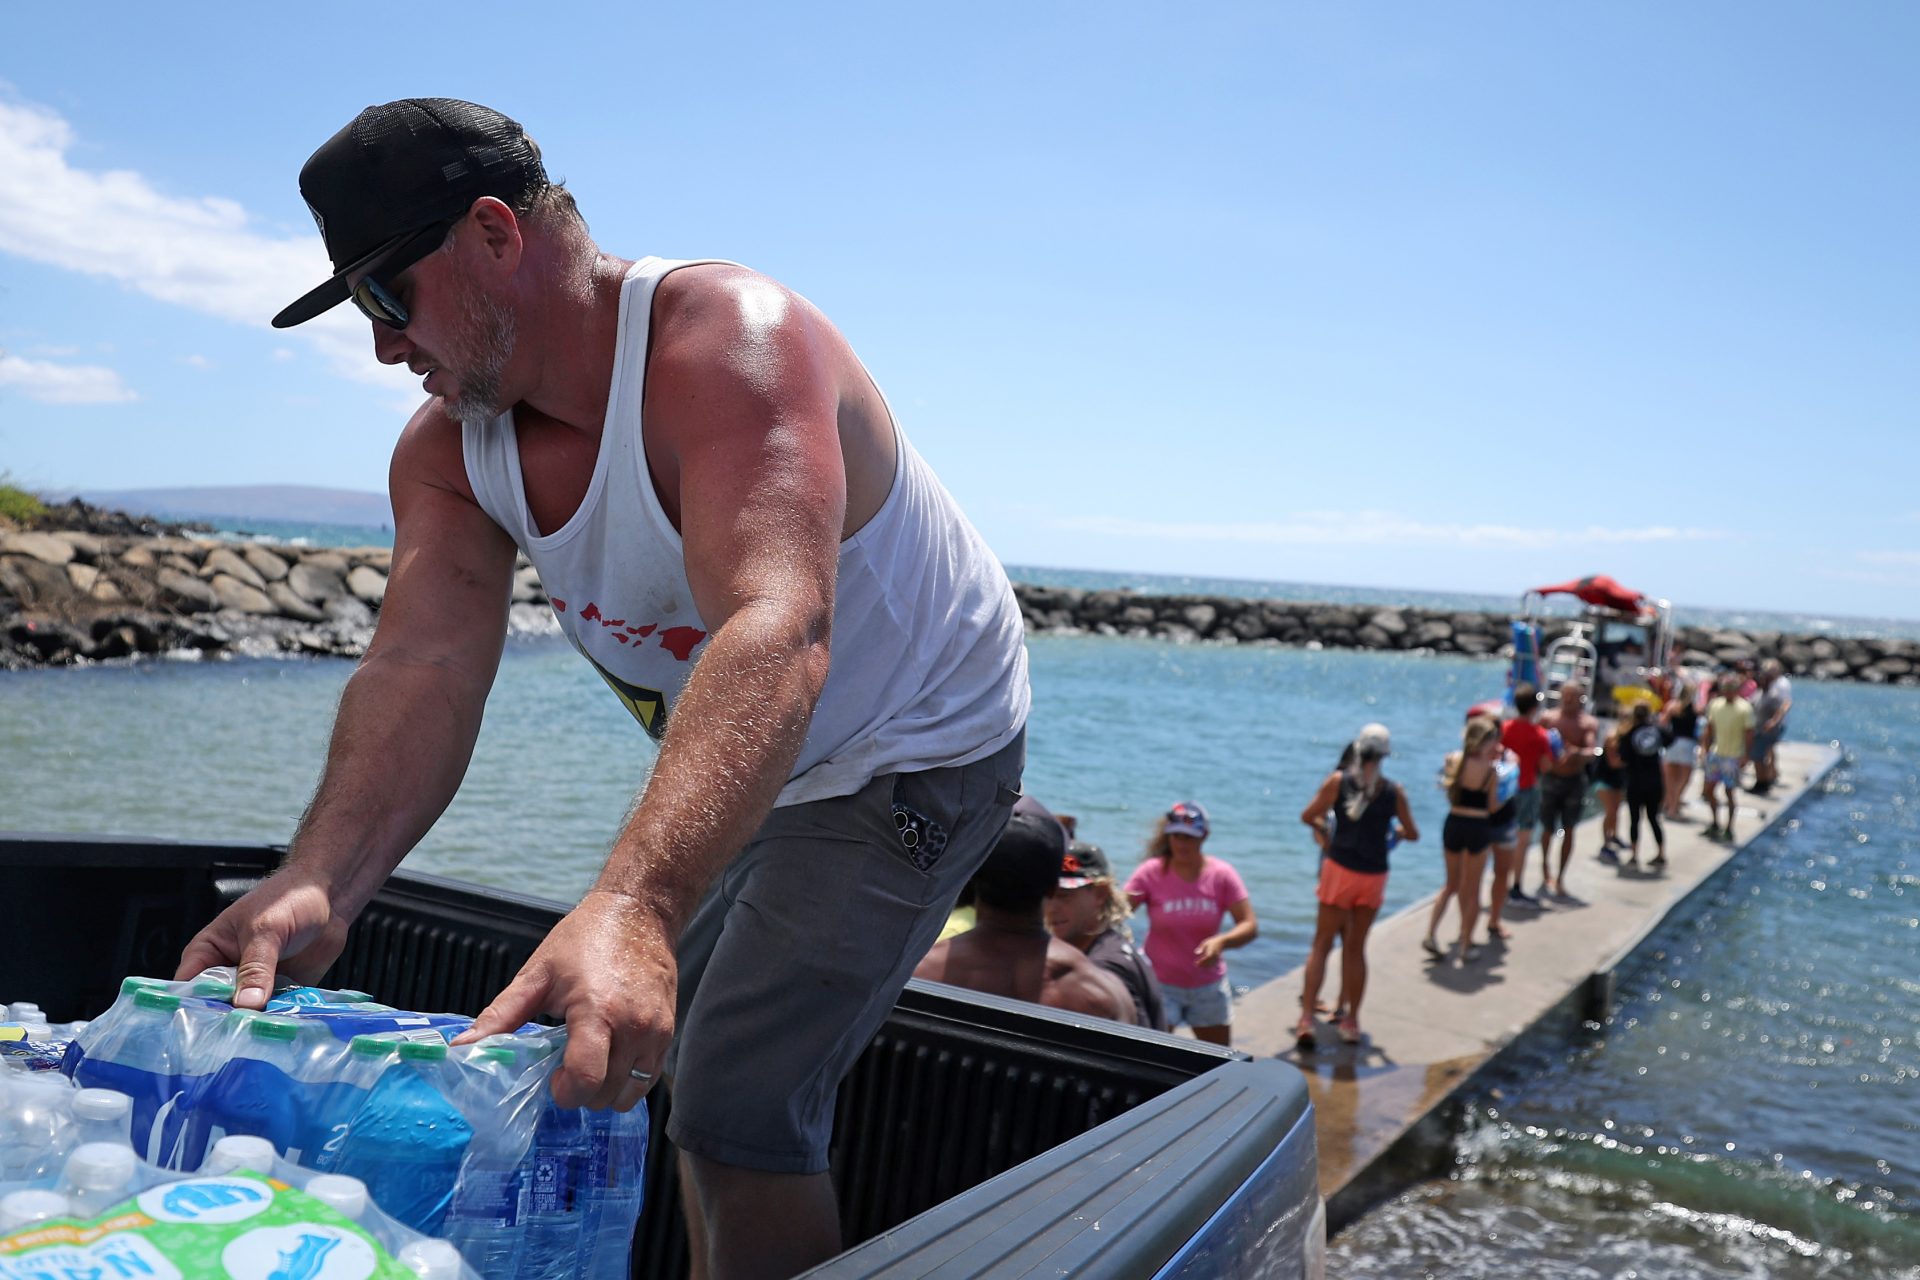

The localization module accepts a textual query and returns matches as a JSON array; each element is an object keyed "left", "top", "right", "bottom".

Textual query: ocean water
[{"left": 2, "top": 583, "right": 1916, "bottom": 1273}]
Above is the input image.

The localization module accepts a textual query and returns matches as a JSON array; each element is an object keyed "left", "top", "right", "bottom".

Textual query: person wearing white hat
[{"left": 1296, "top": 724, "right": 1419, "bottom": 1049}]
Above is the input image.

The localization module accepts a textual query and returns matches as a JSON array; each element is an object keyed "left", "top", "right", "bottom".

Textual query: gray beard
[{"left": 443, "top": 284, "right": 518, "bottom": 430}]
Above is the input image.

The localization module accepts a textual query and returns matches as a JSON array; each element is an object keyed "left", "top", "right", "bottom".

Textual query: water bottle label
[
  {"left": 530, "top": 1151, "right": 579, "bottom": 1215},
  {"left": 455, "top": 1167, "right": 524, "bottom": 1226}
]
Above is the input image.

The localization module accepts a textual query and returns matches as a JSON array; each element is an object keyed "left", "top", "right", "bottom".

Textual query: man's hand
[
  {"left": 454, "top": 889, "right": 675, "bottom": 1112},
  {"left": 174, "top": 870, "right": 349, "bottom": 1009},
  {"left": 1194, "top": 935, "right": 1228, "bottom": 968}
]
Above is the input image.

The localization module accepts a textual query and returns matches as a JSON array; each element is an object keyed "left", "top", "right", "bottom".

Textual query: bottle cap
[
  {"left": 477, "top": 1046, "right": 519, "bottom": 1066},
  {"left": 398, "top": 1041, "right": 448, "bottom": 1063},
  {"left": 335, "top": 990, "right": 375, "bottom": 1003},
  {"left": 72, "top": 1088, "right": 133, "bottom": 1123},
  {"left": 64, "top": 1142, "right": 138, "bottom": 1191},
  {"left": 0, "top": 1189, "right": 71, "bottom": 1230},
  {"left": 303, "top": 1173, "right": 369, "bottom": 1220},
  {"left": 132, "top": 990, "right": 182, "bottom": 1014},
  {"left": 350, "top": 1035, "right": 400, "bottom": 1059},
  {"left": 192, "top": 979, "right": 238, "bottom": 1001},
  {"left": 248, "top": 1016, "right": 302, "bottom": 1043},
  {"left": 397, "top": 1239, "right": 466, "bottom": 1278},
  {"left": 119, "top": 977, "right": 169, "bottom": 997},
  {"left": 207, "top": 1134, "right": 277, "bottom": 1175}
]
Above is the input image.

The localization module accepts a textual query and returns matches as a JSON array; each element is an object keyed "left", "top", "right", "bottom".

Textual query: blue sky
[{"left": 0, "top": 4, "right": 1914, "bottom": 618}]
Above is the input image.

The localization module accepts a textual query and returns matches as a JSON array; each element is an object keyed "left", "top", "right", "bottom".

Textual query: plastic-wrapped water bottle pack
[
  {"left": 0, "top": 1071, "right": 478, "bottom": 1276},
  {"left": 48, "top": 972, "right": 648, "bottom": 1280}
]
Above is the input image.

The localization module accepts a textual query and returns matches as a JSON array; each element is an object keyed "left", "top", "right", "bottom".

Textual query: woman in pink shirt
[{"left": 1124, "top": 802, "right": 1258, "bottom": 1046}]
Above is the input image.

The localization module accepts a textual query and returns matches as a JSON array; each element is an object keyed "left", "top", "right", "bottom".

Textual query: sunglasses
[{"left": 349, "top": 217, "right": 461, "bottom": 330}]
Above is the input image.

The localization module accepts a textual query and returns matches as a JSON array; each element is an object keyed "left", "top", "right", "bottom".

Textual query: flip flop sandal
[
  {"left": 1422, "top": 937, "right": 1446, "bottom": 961},
  {"left": 1336, "top": 1017, "right": 1362, "bottom": 1045},
  {"left": 1294, "top": 1017, "right": 1317, "bottom": 1053}
]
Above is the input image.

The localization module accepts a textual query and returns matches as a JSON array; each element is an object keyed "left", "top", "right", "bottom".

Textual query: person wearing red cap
[
  {"left": 177, "top": 99, "right": 1030, "bottom": 1280},
  {"left": 1124, "top": 803, "right": 1257, "bottom": 1046}
]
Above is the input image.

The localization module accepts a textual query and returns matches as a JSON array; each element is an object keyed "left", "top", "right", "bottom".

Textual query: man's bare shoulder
[
  {"left": 650, "top": 263, "right": 809, "bottom": 350},
  {"left": 391, "top": 398, "right": 476, "bottom": 501}
]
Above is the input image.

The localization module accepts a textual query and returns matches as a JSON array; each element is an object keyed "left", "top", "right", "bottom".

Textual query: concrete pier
[{"left": 1232, "top": 739, "right": 1844, "bottom": 1231}]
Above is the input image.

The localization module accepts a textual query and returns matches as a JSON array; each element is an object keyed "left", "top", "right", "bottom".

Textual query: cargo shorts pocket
[{"left": 890, "top": 782, "right": 951, "bottom": 873}]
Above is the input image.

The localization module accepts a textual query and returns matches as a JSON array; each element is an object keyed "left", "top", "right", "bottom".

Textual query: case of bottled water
[{"left": 56, "top": 970, "right": 649, "bottom": 1279}]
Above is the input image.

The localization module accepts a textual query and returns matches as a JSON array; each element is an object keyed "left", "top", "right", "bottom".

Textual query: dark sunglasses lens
[{"left": 351, "top": 277, "right": 407, "bottom": 329}]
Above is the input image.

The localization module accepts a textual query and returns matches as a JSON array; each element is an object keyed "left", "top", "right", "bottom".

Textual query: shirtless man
[
  {"left": 1537, "top": 679, "right": 1597, "bottom": 896},
  {"left": 175, "top": 99, "right": 1029, "bottom": 1280},
  {"left": 917, "top": 813, "right": 1136, "bottom": 1024}
]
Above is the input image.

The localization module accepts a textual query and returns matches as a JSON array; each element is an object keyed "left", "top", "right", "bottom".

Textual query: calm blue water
[{"left": 2, "top": 579, "right": 1915, "bottom": 1272}]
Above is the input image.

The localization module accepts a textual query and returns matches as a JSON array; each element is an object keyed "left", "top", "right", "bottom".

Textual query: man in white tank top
[{"left": 175, "top": 98, "right": 1029, "bottom": 1279}]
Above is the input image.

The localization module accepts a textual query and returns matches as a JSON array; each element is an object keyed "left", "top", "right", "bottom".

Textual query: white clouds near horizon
[
  {"left": 0, "top": 96, "right": 409, "bottom": 397},
  {"left": 1054, "top": 511, "right": 1729, "bottom": 550},
  {"left": 0, "top": 353, "right": 137, "bottom": 404}
]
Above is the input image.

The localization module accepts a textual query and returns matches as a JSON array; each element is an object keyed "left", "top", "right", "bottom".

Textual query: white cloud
[
  {"left": 0, "top": 353, "right": 136, "bottom": 404},
  {"left": 271, "top": 347, "right": 296, "bottom": 363},
  {"left": 1054, "top": 510, "right": 1729, "bottom": 549},
  {"left": 1857, "top": 550, "right": 1920, "bottom": 568},
  {"left": 0, "top": 95, "right": 411, "bottom": 397},
  {"left": 179, "top": 353, "right": 213, "bottom": 370}
]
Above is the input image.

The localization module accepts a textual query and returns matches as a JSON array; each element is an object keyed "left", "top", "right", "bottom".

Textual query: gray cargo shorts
[{"left": 663, "top": 730, "right": 1025, "bottom": 1174}]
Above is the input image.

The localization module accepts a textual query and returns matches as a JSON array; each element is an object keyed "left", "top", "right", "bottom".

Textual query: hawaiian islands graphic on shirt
[{"left": 552, "top": 596, "right": 708, "bottom": 742}]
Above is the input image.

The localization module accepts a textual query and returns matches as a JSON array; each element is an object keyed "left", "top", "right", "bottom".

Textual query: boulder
[
  {"left": 157, "top": 568, "right": 218, "bottom": 613},
  {"left": 1868, "top": 656, "right": 1913, "bottom": 678},
  {"left": 119, "top": 546, "right": 157, "bottom": 569},
  {"left": 1368, "top": 609, "right": 1408, "bottom": 637},
  {"left": 1229, "top": 612, "right": 1269, "bottom": 641},
  {"left": 1181, "top": 604, "right": 1218, "bottom": 634},
  {"left": 65, "top": 563, "right": 101, "bottom": 594},
  {"left": 1812, "top": 659, "right": 1851, "bottom": 680},
  {"left": 1456, "top": 632, "right": 1498, "bottom": 656},
  {"left": 1413, "top": 620, "right": 1455, "bottom": 648},
  {"left": 0, "top": 554, "right": 75, "bottom": 607},
  {"left": 86, "top": 624, "right": 143, "bottom": 661},
  {"left": 48, "top": 531, "right": 106, "bottom": 562},
  {"left": 1157, "top": 622, "right": 1200, "bottom": 645},
  {"left": 352, "top": 548, "right": 393, "bottom": 573},
  {"left": 8, "top": 618, "right": 87, "bottom": 662},
  {"left": 160, "top": 554, "right": 200, "bottom": 575},
  {"left": 300, "top": 551, "right": 352, "bottom": 576},
  {"left": 267, "top": 582, "right": 326, "bottom": 623},
  {"left": 242, "top": 546, "right": 290, "bottom": 582},
  {"left": 287, "top": 561, "right": 348, "bottom": 605},
  {"left": 209, "top": 574, "right": 277, "bottom": 614},
  {"left": 1356, "top": 624, "right": 1392, "bottom": 649},
  {"left": 1119, "top": 604, "right": 1157, "bottom": 627},
  {"left": 89, "top": 577, "right": 123, "bottom": 603},
  {"left": 346, "top": 565, "right": 387, "bottom": 606},
  {"left": 1309, "top": 606, "right": 1360, "bottom": 631},
  {"left": 201, "top": 548, "right": 267, "bottom": 591},
  {"left": 1, "top": 531, "right": 76, "bottom": 566}
]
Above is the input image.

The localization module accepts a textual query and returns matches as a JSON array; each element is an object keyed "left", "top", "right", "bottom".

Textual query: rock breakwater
[{"left": 2, "top": 518, "right": 1914, "bottom": 687}]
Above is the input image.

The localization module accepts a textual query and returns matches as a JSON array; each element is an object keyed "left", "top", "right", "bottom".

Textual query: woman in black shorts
[{"left": 1424, "top": 716, "right": 1502, "bottom": 965}]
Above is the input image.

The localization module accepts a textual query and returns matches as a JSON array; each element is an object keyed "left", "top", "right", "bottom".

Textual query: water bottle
[
  {"left": 187, "top": 1013, "right": 336, "bottom": 1166},
  {"left": 61, "top": 1142, "right": 140, "bottom": 1217},
  {"left": 521, "top": 1093, "right": 593, "bottom": 1279},
  {"left": 305, "top": 1172, "right": 371, "bottom": 1221},
  {"left": 305, "top": 1033, "right": 405, "bottom": 1176},
  {"left": 1548, "top": 728, "right": 1564, "bottom": 757},
  {"left": 444, "top": 1043, "right": 533, "bottom": 1276},
  {"left": 68, "top": 988, "right": 193, "bottom": 1167},
  {"left": 580, "top": 1102, "right": 649, "bottom": 1280},
  {"left": 399, "top": 1238, "right": 468, "bottom": 1278},
  {"left": 333, "top": 1039, "right": 474, "bottom": 1236},
  {"left": 0, "top": 1073, "right": 74, "bottom": 1183},
  {"left": 202, "top": 1133, "right": 277, "bottom": 1176},
  {"left": 0, "top": 1188, "right": 71, "bottom": 1232},
  {"left": 70, "top": 1088, "right": 134, "bottom": 1148},
  {"left": 7, "top": 1003, "right": 45, "bottom": 1023},
  {"left": 59, "top": 976, "right": 169, "bottom": 1080}
]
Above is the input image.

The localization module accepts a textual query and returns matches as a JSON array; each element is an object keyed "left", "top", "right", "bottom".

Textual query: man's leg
[{"left": 682, "top": 1152, "right": 842, "bottom": 1280}]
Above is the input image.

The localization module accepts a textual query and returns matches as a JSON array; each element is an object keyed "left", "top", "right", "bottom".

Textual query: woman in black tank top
[
  {"left": 1426, "top": 716, "right": 1502, "bottom": 966},
  {"left": 1661, "top": 678, "right": 1702, "bottom": 820},
  {"left": 1295, "top": 724, "right": 1419, "bottom": 1051}
]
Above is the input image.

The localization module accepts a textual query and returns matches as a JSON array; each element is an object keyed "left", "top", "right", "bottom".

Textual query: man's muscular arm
[
  {"left": 177, "top": 407, "right": 517, "bottom": 1005},
  {"left": 458, "top": 271, "right": 847, "bottom": 1109}
]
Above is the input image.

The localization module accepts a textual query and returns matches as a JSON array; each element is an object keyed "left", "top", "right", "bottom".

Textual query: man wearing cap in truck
[{"left": 175, "top": 98, "right": 1029, "bottom": 1280}]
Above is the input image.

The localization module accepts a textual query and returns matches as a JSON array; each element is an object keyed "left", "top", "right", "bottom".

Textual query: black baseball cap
[
  {"left": 272, "top": 98, "right": 546, "bottom": 329},
  {"left": 971, "top": 812, "right": 1068, "bottom": 910},
  {"left": 1059, "top": 840, "right": 1113, "bottom": 888}
]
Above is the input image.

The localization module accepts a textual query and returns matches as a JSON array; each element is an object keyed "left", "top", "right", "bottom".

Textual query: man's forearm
[
  {"left": 287, "top": 649, "right": 492, "bottom": 919},
  {"left": 593, "top": 601, "right": 830, "bottom": 935}
]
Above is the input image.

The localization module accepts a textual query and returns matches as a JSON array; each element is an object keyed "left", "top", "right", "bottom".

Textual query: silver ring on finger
[{"left": 628, "top": 1067, "right": 653, "bottom": 1082}]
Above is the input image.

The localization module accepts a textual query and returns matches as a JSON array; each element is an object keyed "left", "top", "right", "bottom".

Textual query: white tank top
[{"left": 463, "top": 257, "right": 1030, "bottom": 806}]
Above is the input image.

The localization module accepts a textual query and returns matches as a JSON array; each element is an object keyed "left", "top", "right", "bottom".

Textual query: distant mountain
[{"left": 73, "top": 485, "right": 391, "bottom": 528}]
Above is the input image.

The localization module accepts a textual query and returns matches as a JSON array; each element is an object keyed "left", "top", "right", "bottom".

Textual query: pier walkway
[{"left": 1232, "top": 739, "right": 1844, "bottom": 1230}]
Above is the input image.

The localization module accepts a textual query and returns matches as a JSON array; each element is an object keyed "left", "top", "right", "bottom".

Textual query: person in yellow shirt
[{"left": 1701, "top": 674, "right": 1755, "bottom": 840}]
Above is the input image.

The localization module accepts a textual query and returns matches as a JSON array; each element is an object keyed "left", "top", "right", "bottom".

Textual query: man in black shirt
[{"left": 1045, "top": 840, "right": 1170, "bottom": 1032}]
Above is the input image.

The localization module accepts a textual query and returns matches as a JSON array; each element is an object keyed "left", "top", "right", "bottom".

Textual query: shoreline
[{"left": 3, "top": 520, "right": 1917, "bottom": 685}]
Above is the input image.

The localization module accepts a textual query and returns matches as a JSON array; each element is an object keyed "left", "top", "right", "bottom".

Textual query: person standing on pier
[
  {"left": 1538, "top": 680, "right": 1598, "bottom": 896},
  {"left": 1499, "top": 684, "right": 1556, "bottom": 901},
  {"left": 1621, "top": 702, "right": 1670, "bottom": 868},
  {"left": 1426, "top": 717, "right": 1501, "bottom": 964},
  {"left": 1702, "top": 674, "right": 1756, "bottom": 840},
  {"left": 1749, "top": 659, "right": 1793, "bottom": 795},
  {"left": 1125, "top": 803, "right": 1257, "bottom": 1046},
  {"left": 1296, "top": 724, "right": 1419, "bottom": 1048}
]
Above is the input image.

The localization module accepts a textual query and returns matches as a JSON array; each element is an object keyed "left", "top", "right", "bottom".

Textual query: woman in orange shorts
[{"left": 1295, "top": 723, "right": 1420, "bottom": 1049}]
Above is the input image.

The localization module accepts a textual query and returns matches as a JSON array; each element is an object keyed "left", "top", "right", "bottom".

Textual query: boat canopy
[{"left": 1528, "top": 574, "right": 1646, "bottom": 614}]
